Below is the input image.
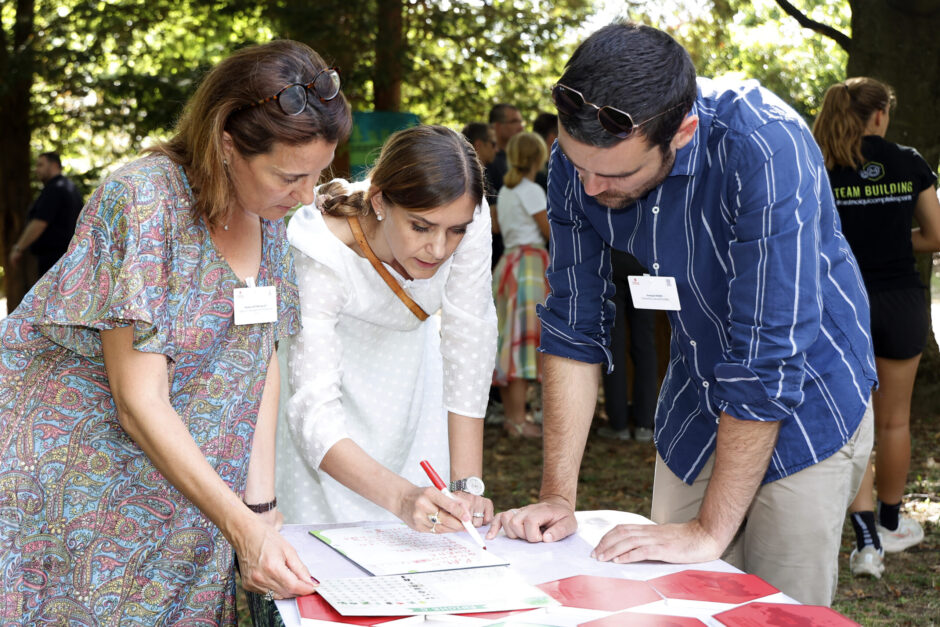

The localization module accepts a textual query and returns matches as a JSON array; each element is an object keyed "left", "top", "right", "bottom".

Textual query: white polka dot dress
[{"left": 275, "top": 199, "right": 497, "bottom": 525}]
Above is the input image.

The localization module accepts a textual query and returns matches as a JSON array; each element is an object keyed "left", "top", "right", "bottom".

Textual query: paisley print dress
[{"left": 0, "top": 154, "right": 299, "bottom": 625}]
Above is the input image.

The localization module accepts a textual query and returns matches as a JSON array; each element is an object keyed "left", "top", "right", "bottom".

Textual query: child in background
[{"left": 493, "top": 132, "right": 550, "bottom": 438}]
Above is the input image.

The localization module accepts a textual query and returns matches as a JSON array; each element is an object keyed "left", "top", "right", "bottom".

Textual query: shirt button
[
  {"left": 690, "top": 340, "right": 696, "bottom": 346},
  {"left": 651, "top": 206, "right": 660, "bottom": 214},
  {"left": 702, "top": 381, "right": 710, "bottom": 388},
  {"left": 652, "top": 263, "right": 660, "bottom": 270}
]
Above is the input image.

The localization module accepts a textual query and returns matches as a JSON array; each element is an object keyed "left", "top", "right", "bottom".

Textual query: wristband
[{"left": 244, "top": 497, "right": 277, "bottom": 513}]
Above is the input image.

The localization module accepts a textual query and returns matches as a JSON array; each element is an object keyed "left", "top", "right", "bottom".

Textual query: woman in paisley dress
[{"left": 0, "top": 40, "right": 350, "bottom": 624}]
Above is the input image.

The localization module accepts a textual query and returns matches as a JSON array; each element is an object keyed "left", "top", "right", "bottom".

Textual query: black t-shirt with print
[{"left": 827, "top": 135, "right": 937, "bottom": 292}]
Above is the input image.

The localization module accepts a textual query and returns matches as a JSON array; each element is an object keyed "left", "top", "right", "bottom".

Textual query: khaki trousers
[{"left": 650, "top": 401, "right": 873, "bottom": 606}]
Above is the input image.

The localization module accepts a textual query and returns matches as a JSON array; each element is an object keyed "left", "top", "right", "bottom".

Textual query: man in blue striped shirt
[{"left": 487, "top": 22, "right": 877, "bottom": 606}]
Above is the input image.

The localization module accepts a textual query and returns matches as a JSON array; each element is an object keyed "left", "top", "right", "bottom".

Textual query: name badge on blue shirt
[
  {"left": 628, "top": 274, "right": 681, "bottom": 311},
  {"left": 234, "top": 276, "right": 278, "bottom": 325}
]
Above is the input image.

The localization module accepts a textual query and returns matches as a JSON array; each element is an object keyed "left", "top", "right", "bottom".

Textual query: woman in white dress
[{"left": 276, "top": 125, "right": 497, "bottom": 535}]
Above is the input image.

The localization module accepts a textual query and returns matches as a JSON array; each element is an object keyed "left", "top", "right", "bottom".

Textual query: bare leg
[
  {"left": 872, "top": 354, "right": 921, "bottom": 503},
  {"left": 848, "top": 460, "right": 875, "bottom": 513},
  {"left": 500, "top": 379, "right": 540, "bottom": 438}
]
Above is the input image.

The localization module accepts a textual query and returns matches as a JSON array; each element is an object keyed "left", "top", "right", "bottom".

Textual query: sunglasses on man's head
[
  {"left": 551, "top": 83, "right": 682, "bottom": 139},
  {"left": 237, "top": 67, "right": 341, "bottom": 116}
]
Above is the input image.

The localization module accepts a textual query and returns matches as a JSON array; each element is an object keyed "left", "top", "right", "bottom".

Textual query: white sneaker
[
  {"left": 877, "top": 515, "right": 924, "bottom": 553},
  {"left": 849, "top": 545, "right": 885, "bottom": 578}
]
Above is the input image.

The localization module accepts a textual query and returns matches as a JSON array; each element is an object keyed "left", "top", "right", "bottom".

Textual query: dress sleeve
[
  {"left": 440, "top": 201, "right": 498, "bottom": 418},
  {"left": 285, "top": 251, "right": 351, "bottom": 468},
  {"left": 30, "top": 174, "right": 175, "bottom": 359}
]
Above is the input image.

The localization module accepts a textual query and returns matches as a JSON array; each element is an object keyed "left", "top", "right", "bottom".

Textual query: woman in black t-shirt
[{"left": 814, "top": 77, "right": 940, "bottom": 579}]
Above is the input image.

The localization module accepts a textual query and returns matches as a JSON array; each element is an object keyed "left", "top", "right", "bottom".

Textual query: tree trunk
[
  {"left": 373, "top": 0, "right": 403, "bottom": 111},
  {"left": 0, "top": 0, "right": 37, "bottom": 312},
  {"left": 846, "top": 0, "right": 940, "bottom": 382}
]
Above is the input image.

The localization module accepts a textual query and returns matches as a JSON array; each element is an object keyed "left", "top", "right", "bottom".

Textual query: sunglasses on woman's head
[
  {"left": 551, "top": 83, "right": 682, "bottom": 139},
  {"left": 237, "top": 67, "right": 341, "bottom": 116}
]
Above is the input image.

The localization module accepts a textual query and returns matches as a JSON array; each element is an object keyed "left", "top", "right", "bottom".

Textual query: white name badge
[
  {"left": 628, "top": 274, "right": 681, "bottom": 311},
  {"left": 233, "top": 277, "right": 278, "bottom": 325}
]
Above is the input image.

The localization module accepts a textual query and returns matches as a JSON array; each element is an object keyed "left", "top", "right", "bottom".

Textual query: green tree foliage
[
  {"left": 2, "top": 0, "right": 593, "bottom": 308},
  {"left": 246, "top": 0, "right": 595, "bottom": 125},
  {"left": 1, "top": 0, "right": 274, "bottom": 307}
]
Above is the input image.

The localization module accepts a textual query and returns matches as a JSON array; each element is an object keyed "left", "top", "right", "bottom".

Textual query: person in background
[
  {"left": 8, "top": 151, "right": 84, "bottom": 279},
  {"left": 532, "top": 112, "right": 558, "bottom": 191},
  {"left": 489, "top": 22, "right": 876, "bottom": 607},
  {"left": 462, "top": 121, "right": 498, "bottom": 168},
  {"left": 274, "top": 125, "right": 496, "bottom": 534},
  {"left": 486, "top": 103, "right": 524, "bottom": 269},
  {"left": 813, "top": 76, "right": 940, "bottom": 579},
  {"left": 0, "top": 39, "right": 351, "bottom": 622},
  {"left": 596, "top": 250, "right": 658, "bottom": 443},
  {"left": 493, "top": 132, "right": 550, "bottom": 439}
]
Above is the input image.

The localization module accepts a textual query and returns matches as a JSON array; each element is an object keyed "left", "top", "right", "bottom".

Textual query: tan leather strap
[{"left": 347, "top": 215, "right": 429, "bottom": 321}]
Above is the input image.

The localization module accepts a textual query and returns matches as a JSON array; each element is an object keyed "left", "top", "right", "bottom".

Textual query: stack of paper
[{"left": 305, "top": 524, "right": 556, "bottom": 618}]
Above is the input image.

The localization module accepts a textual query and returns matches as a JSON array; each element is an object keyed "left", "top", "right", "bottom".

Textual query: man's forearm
[
  {"left": 697, "top": 411, "right": 781, "bottom": 549},
  {"left": 539, "top": 354, "right": 601, "bottom": 509},
  {"left": 14, "top": 219, "right": 49, "bottom": 251}
]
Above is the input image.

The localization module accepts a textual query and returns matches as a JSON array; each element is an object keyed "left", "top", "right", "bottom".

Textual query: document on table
[
  {"left": 310, "top": 523, "right": 509, "bottom": 576},
  {"left": 314, "top": 566, "right": 558, "bottom": 617}
]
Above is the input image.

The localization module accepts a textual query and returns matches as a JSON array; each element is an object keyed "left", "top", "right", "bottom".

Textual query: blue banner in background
[{"left": 349, "top": 111, "right": 421, "bottom": 180}]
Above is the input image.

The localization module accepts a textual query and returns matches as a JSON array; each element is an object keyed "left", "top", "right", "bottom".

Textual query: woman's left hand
[{"left": 451, "top": 492, "right": 494, "bottom": 527}]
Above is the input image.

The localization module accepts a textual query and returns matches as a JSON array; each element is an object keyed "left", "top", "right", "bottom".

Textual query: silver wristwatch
[{"left": 449, "top": 476, "right": 485, "bottom": 496}]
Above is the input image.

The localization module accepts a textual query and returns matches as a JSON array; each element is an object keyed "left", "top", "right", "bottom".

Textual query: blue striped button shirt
[{"left": 539, "top": 78, "right": 878, "bottom": 485}]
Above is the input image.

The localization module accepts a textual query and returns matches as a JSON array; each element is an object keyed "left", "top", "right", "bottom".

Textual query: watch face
[{"left": 465, "top": 476, "right": 485, "bottom": 496}]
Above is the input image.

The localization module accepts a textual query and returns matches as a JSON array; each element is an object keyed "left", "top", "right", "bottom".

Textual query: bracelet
[{"left": 244, "top": 497, "right": 277, "bottom": 513}]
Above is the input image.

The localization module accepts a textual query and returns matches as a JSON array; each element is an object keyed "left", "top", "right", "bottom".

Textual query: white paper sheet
[
  {"left": 315, "top": 567, "right": 558, "bottom": 616},
  {"left": 310, "top": 523, "right": 509, "bottom": 576}
]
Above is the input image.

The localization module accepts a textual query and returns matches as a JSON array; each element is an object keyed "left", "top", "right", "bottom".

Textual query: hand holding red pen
[
  {"left": 396, "top": 483, "right": 474, "bottom": 534},
  {"left": 420, "top": 460, "right": 493, "bottom": 547}
]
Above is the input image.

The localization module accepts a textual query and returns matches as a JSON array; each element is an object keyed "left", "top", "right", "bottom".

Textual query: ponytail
[{"left": 813, "top": 77, "right": 895, "bottom": 169}]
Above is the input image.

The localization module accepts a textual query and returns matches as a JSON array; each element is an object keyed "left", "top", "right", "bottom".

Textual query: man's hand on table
[
  {"left": 591, "top": 518, "right": 724, "bottom": 564},
  {"left": 485, "top": 498, "right": 577, "bottom": 543}
]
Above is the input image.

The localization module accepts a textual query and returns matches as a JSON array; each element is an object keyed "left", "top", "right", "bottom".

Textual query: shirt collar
[{"left": 668, "top": 98, "right": 704, "bottom": 178}]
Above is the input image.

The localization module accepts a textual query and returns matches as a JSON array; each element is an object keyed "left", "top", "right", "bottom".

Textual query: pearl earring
[
  {"left": 223, "top": 159, "right": 228, "bottom": 166},
  {"left": 376, "top": 212, "right": 383, "bottom": 221},
  {"left": 223, "top": 224, "right": 230, "bottom": 231}
]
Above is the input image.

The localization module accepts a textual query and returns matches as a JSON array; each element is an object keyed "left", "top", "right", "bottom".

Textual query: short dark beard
[{"left": 595, "top": 148, "right": 675, "bottom": 209}]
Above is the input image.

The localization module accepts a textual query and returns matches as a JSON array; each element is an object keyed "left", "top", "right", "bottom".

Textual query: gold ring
[
  {"left": 428, "top": 510, "right": 440, "bottom": 525},
  {"left": 430, "top": 522, "right": 438, "bottom": 533}
]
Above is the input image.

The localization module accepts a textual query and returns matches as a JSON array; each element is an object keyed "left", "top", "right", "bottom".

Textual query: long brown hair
[
  {"left": 149, "top": 40, "right": 352, "bottom": 227},
  {"left": 319, "top": 125, "right": 483, "bottom": 217},
  {"left": 812, "top": 77, "right": 895, "bottom": 169},
  {"left": 503, "top": 132, "right": 548, "bottom": 189}
]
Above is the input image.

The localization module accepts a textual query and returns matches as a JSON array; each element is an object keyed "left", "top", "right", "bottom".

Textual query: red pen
[{"left": 420, "top": 460, "right": 487, "bottom": 549}]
